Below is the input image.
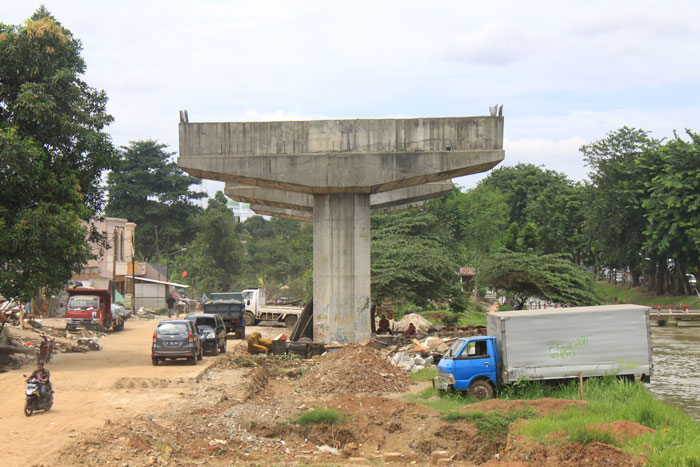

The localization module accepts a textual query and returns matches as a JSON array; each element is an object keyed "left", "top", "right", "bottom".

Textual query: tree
[
  {"left": 481, "top": 163, "right": 572, "bottom": 227},
  {"left": 478, "top": 250, "right": 600, "bottom": 309},
  {"left": 371, "top": 208, "right": 458, "bottom": 307},
  {"left": 172, "top": 192, "right": 243, "bottom": 293},
  {"left": 0, "top": 8, "right": 118, "bottom": 301},
  {"left": 105, "top": 140, "right": 204, "bottom": 260},
  {"left": 580, "top": 127, "right": 660, "bottom": 285},
  {"left": 642, "top": 130, "right": 700, "bottom": 294}
]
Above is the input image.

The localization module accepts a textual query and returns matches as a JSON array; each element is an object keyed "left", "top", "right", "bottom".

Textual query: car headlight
[{"left": 206, "top": 332, "right": 215, "bottom": 339}]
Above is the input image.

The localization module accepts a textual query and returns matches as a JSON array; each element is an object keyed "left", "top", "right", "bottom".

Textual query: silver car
[{"left": 151, "top": 320, "right": 203, "bottom": 365}]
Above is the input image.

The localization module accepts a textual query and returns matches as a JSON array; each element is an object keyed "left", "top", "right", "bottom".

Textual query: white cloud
[{"left": 446, "top": 19, "right": 545, "bottom": 66}]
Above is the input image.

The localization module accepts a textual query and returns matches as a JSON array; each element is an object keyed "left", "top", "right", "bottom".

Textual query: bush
[
  {"left": 449, "top": 294, "right": 468, "bottom": 313},
  {"left": 293, "top": 408, "right": 343, "bottom": 426},
  {"left": 441, "top": 313, "right": 461, "bottom": 326}
]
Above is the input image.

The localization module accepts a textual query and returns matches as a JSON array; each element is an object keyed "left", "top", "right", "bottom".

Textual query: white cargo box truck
[{"left": 437, "top": 305, "right": 653, "bottom": 399}]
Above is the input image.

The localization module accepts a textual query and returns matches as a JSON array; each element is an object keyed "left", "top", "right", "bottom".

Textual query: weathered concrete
[
  {"left": 249, "top": 204, "right": 312, "bottom": 222},
  {"left": 178, "top": 115, "right": 504, "bottom": 343},
  {"left": 179, "top": 117, "right": 504, "bottom": 194},
  {"left": 225, "top": 180, "right": 455, "bottom": 212}
]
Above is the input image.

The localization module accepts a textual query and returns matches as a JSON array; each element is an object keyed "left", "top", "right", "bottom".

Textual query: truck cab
[
  {"left": 437, "top": 336, "right": 499, "bottom": 399},
  {"left": 65, "top": 288, "right": 127, "bottom": 332}
]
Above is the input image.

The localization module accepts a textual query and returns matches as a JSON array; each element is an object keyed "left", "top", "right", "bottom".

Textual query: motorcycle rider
[{"left": 29, "top": 361, "right": 51, "bottom": 398}]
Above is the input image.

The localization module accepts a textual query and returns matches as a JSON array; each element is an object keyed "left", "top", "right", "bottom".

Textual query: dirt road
[{"left": 0, "top": 318, "right": 277, "bottom": 467}]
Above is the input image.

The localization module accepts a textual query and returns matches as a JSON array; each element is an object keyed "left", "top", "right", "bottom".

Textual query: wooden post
[{"left": 579, "top": 371, "right": 584, "bottom": 400}]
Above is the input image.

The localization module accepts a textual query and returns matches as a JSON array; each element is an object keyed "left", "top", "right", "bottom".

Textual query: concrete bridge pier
[{"left": 313, "top": 193, "right": 371, "bottom": 343}]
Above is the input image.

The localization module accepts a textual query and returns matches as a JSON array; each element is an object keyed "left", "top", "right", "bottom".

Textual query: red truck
[{"left": 65, "top": 288, "right": 129, "bottom": 332}]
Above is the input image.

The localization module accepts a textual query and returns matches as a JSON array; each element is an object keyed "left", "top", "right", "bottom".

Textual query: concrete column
[{"left": 313, "top": 193, "right": 371, "bottom": 343}]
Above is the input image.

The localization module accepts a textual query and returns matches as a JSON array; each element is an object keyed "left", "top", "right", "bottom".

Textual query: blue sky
[{"left": 5, "top": 1, "right": 700, "bottom": 193}]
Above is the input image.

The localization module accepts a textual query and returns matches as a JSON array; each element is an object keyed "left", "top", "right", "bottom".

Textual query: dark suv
[
  {"left": 186, "top": 313, "right": 227, "bottom": 355},
  {"left": 152, "top": 319, "right": 203, "bottom": 365}
]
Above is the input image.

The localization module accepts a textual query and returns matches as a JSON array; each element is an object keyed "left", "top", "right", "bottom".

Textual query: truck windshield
[
  {"left": 445, "top": 338, "right": 466, "bottom": 358},
  {"left": 67, "top": 296, "right": 99, "bottom": 310}
]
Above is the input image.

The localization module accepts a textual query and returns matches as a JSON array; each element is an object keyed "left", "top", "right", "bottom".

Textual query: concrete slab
[
  {"left": 179, "top": 117, "right": 503, "bottom": 194},
  {"left": 179, "top": 114, "right": 504, "bottom": 343},
  {"left": 224, "top": 181, "right": 454, "bottom": 211}
]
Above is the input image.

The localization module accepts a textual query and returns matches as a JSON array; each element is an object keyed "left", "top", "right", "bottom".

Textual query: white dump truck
[
  {"left": 242, "top": 288, "right": 303, "bottom": 329},
  {"left": 437, "top": 304, "right": 653, "bottom": 399}
]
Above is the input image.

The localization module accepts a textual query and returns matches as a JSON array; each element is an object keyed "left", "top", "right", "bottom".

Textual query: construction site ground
[{"left": 0, "top": 318, "right": 650, "bottom": 466}]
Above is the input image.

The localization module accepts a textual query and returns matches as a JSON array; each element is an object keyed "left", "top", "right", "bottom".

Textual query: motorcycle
[
  {"left": 38, "top": 336, "right": 55, "bottom": 362},
  {"left": 23, "top": 376, "right": 53, "bottom": 417}
]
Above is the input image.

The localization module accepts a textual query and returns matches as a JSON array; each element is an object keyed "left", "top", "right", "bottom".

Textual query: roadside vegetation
[
  {"left": 406, "top": 375, "right": 700, "bottom": 466},
  {"left": 595, "top": 283, "right": 700, "bottom": 309},
  {"left": 292, "top": 408, "right": 343, "bottom": 426}
]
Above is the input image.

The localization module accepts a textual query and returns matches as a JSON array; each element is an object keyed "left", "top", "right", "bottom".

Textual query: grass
[
  {"left": 509, "top": 377, "right": 700, "bottom": 466},
  {"left": 405, "top": 376, "right": 700, "bottom": 465},
  {"left": 293, "top": 408, "right": 343, "bottom": 426},
  {"left": 444, "top": 407, "right": 536, "bottom": 441},
  {"left": 410, "top": 366, "right": 437, "bottom": 382},
  {"left": 595, "top": 282, "right": 700, "bottom": 308}
]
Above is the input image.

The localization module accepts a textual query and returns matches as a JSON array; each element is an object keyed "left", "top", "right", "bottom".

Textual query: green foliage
[
  {"left": 371, "top": 208, "right": 458, "bottom": 306},
  {"left": 567, "top": 427, "right": 620, "bottom": 446},
  {"left": 0, "top": 8, "right": 118, "bottom": 301},
  {"left": 441, "top": 312, "right": 461, "bottom": 326},
  {"left": 642, "top": 130, "right": 700, "bottom": 294},
  {"left": 410, "top": 367, "right": 438, "bottom": 382},
  {"left": 105, "top": 140, "right": 204, "bottom": 261},
  {"left": 171, "top": 192, "right": 242, "bottom": 292},
  {"left": 293, "top": 408, "right": 343, "bottom": 426},
  {"left": 511, "top": 377, "right": 700, "bottom": 466},
  {"left": 479, "top": 250, "right": 600, "bottom": 308},
  {"left": 581, "top": 127, "right": 660, "bottom": 284},
  {"left": 595, "top": 282, "right": 700, "bottom": 308},
  {"left": 444, "top": 407, "right": 535, "bottom": 441}
]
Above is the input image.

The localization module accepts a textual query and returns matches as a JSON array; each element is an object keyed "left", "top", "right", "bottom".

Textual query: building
[{"left": 72, "top": 217, "right": 137, "bottom": 299}]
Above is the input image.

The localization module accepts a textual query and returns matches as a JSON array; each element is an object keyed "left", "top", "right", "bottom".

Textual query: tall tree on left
[{"left": 0, "top": 8, "right": 118, "bottom": 302}]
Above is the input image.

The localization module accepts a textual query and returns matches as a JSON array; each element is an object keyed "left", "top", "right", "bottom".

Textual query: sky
[{"left": 5, "top": 1, "right": 700, "bottom": 194}]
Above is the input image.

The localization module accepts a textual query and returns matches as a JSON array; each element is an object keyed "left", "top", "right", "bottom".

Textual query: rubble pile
[
  {"left": 393, "top": 313, "right": 433, "bottom": 333},
  {"left": 390, "top": 352, "right": 434, "bottom": 372},
  {"left": 303, "top": 345, "right": 409, "bottom": 395}
]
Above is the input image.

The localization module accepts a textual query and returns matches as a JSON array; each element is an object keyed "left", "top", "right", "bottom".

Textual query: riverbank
[
  {"left": 595, "top": 282, "right": 700, "bottom": 309},
  {"left": 408, "top": 371, "right": 700, "bottom": 466}
]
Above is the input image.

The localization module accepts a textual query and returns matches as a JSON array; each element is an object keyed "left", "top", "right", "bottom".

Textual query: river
[{"left": 648, "top": 326, "right": 700, "bottom": 421}]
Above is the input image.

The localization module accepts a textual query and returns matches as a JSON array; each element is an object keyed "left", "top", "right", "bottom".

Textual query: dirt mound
[
  {"left": 501, "top": 441, "right": 647, "bottom": 466},
  {"left": 585, "top": 420, "right": 654, "bottom": 444},
  {"left": 395, "top": 313, "right": 433, "bottom": 333},
  {"left": 463, "top": 398, "right": 588, "bottom": 416},
  {"left": 302, "top": 345, "right": 409, "bottom": 395}
]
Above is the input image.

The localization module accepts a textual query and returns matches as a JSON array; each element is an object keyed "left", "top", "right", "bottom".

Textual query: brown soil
[
  {"left": 1, "top": 319, "right": 652, "bottom": 466},
  {"left": 462, "top": 397, "right": 589, "bottom": 416}
]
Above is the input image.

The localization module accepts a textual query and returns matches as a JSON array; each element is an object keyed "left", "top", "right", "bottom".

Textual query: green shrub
[
  {"left": 445, "top": 407, "right": 535, "bottom": 441},
  {"left": 293, "top": 408, "right": 343, "bottom": 426},
  {"left": 568, "top": 427, "right": 620, "bottom": 447},
  {"left": 441, "top": 313, "right": 461, "bottom": 326},
  {"left": 411, "top": 367, "right": 438, "bottom": 382}
]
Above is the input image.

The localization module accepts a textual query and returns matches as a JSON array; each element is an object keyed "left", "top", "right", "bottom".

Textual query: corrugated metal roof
[{"left": 134, "top": 277, "right": 190, "bottom": 288}]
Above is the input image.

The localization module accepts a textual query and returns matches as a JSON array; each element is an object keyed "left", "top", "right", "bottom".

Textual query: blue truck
[{"left": 436, "top": 305, "right": 653, "bottom": 399}]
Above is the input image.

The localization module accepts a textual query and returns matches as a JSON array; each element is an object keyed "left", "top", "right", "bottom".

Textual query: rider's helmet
[{"left": 37, "top": 361, "right": 44, "bottom": 367}]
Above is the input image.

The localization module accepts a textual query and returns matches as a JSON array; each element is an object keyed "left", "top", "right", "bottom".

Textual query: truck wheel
[
  {"left": 469, "top": 380, "right": 494, "bottom": 400},
  {"left": 285, "top": 315, "right": 298, "bottom": 329},
  {"left": 244, "top": 311, "right": 256, "bottom": 326}
]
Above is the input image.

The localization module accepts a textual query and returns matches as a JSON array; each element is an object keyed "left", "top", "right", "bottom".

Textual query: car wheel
[
  {"left": 220, "top": 340, "right": 227, "bottom": 353},
  {"left": 152, "top": 357, "right": 159, "bottom": 366},
  {"left": 197, "top": 347, "right": 203, "bottom": 360},
  {"left": 212, "top": 343, "right": 219, "bottom": 356},
  {"left": 468, "top": 380, "right": 494, "bottom": 400},
  {"left": 190, "top": 356, "right": 197, "bottom": 365}
]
